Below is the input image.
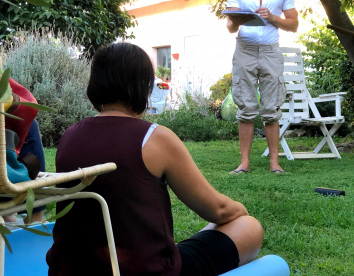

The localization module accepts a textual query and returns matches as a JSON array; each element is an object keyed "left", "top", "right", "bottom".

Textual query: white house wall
[
  {"left": 125, "top": 1, "right": 300, "bottom": 101},
  {"left": 126, "top": 3, "right": 237, "bottom": 100}
]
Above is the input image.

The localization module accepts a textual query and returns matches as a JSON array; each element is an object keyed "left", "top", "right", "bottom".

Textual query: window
[{"left": 157, "top": 47, "right": 171, "bottom": 70}]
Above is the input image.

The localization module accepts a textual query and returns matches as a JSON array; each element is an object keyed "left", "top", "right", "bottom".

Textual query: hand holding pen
[{"left": 255, "top": 0, "right": 273, "bottom": 22}]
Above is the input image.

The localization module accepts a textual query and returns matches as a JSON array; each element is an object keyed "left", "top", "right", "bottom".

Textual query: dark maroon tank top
[{"left": 46, "top": 116, "right": 181, "bottom": 276}]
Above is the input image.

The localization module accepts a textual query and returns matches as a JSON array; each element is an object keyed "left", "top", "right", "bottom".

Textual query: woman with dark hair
[{"left": 46, "top": 42, "right": 263, "bottom": 276}]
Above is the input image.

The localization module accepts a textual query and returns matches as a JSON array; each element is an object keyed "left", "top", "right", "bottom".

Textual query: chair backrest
[{"left": 280, "top": 47, "right": 310, "bottom": 124}]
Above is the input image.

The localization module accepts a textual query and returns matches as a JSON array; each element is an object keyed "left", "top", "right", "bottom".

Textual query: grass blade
[
  {"left": 0, "top": 224, "right": 11, "bottom": 235},
  {"left": 0, "top": 111, "right": 24, "bottom": 120},
  {"left": 25, "top": 188, "right": 35, "bottom": 223},
  {"left": 47, "top": 202, "right": 74, "bottom": 221},
  {"left": 18, "top": 225, "right": 53, "bottom": 236},
  {"left": 0, "top": 233, "right": 13, "bottom": 254},
  {"left": 0, "top": 0, "right": 18, "bottom": 7},
  {"left": 12, "top": 101, "right": 55, "bottom": 112},
  {"left": 0, "top": 68, "right": 12, "bottom": 102}
]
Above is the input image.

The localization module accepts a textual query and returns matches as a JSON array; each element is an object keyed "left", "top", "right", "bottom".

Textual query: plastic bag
[{"left": 221, "top": 88, "right": 238, "bottom": 122}]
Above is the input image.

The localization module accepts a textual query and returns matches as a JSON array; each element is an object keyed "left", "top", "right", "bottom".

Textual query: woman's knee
[
  {"left": 233, "top": 216, "right": 263, "bottom": 265},
  {"left": 244, "top": 215, "right": 263, "bottom": 244},
  {"left": 214, "top": 215, "right": 263, "bottom": 246}
]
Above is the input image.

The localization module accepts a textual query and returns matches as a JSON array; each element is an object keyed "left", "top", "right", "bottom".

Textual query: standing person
[
  {"left": 226, "top": 0, "right": 298, "bottom": 174},
  {"left": 46, "top": 42, "right": 263, "bottom": 276}
]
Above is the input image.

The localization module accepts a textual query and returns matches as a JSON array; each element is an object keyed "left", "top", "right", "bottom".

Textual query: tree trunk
[{"left": 320, "top": 0, "right": 354, "bottom": 63}]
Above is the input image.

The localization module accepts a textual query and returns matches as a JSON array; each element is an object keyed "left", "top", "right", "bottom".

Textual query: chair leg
[
  {"left": 280, "top": 137, "right": 294, "bottom": 160},
  {"left": 278, "top": 121, "right": 293, "bottom": 160},
  {"left": 262, "top": 147, "right": 270, "bottom": 157},
  {"left": 262, "top": 120, "right": 291, "bottom": 159},
  {"left": 314, "top": 123, "right": 341, "bottom": 158},
  {"left": 314, "top": 123, "right": 341, "bottom": 154}
]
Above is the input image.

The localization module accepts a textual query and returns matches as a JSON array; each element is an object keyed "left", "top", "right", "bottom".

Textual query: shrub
[
  {"left": 209, "top": 73, "right": 232, "bottom": 101},
  {"left": 338, "top": 58, "right": 354, "bottom": 130},
  {"left": 297, "top": 14, "right": 354, "bottom": 134},
  {"left": 144, "top": 93, "right": 238, "bottom": 141},
  {"left": 209, "top": 99, "right": 223, "bottom": 119},
  {"left": 155, "top": 66, "right": 171, "bottom": 81},
  {"left": 2, "top": 28, "right": 95, "bottom": 147}
]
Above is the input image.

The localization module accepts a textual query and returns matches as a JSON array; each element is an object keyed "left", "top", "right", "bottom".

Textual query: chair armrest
[
  {"left": 0, "top": 163, "right": 117, "bottom": 194},
  {"left": 312, "top": 92, "right": 347, "bottom": 118},
  {"left": 319, "top": 92, "right": 347, "bottom": 98},
  {"left": 313, "top": 92, "right": 347, "bottom": 103}
]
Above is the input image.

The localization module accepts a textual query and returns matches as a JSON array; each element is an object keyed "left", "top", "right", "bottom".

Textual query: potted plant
[{"left": 155, "top": 66, "right": 171, "bottom": 81}]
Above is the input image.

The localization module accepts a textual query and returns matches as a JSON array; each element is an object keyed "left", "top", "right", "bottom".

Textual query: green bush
[
  {"left": 297, "top": 14, "right": 354, "bottom": 133},
  {"left": 338, "top": 58, "right": 354, "bottom": 130},
  {"left": 144, "top": 93, "right": 238, "bottom": 141},
  {"left": 2, "top": 28, "right": 95, "bottom": 147},
  {"left": 209, "top": 73, "right": 232, "bottom": 101},
  {"left": 0, "top": 0, "right": 135, "bottom": 56}
]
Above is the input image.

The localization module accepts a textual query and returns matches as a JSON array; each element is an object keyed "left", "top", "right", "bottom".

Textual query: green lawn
[{"left": 44, "top": 137, "right": 354, "bottom": 276}]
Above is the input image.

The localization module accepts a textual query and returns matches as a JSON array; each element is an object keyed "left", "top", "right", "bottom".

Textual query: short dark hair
[{"left": 87, "top": 42, "right": 155, "bottom": 114}]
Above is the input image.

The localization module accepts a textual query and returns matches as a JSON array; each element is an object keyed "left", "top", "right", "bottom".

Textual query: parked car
[{"left": 147, "top": 77, "right": 171, "bottom": 114}]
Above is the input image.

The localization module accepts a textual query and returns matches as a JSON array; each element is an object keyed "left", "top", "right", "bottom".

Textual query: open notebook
[{"left": 222, "top": 9, "right": 267, "bottom": 26}]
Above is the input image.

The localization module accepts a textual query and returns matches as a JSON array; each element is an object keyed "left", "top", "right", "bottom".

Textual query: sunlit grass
[{"left": 44, "top": 137, "right": 354, "bottom": 276}]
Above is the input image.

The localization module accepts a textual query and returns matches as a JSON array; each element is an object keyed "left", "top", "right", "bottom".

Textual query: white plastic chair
[{"left": 262, "top": 47, "right": 346, "bottom": 160}]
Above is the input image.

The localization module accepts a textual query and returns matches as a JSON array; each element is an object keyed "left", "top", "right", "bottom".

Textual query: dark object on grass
[{"left": 315, "top": 187, "right": 345, "bottom": 197}]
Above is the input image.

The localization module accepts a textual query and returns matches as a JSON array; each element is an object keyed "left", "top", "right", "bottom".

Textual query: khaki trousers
[{"left": 231, "top": 40, "right": 287, "bottom": 124}]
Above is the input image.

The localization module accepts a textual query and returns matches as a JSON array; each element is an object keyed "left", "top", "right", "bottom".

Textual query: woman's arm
[{"left": 143, "top": 126, "right": 248, "bottom": 224}]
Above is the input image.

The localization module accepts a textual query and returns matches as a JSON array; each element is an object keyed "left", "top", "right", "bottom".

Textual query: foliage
[
  {"left": 0, "top": 68, "right": 12, "bottom": 102},
  {"left": 208, "top": 99, "right": 223, "bottom": 119},
  {"left": 0, "top": 187, "right": 74, "bottom": 253},
  {"left": 144, "top": 93, "right": 238, "bottom": 141},
  {"left": 0, "top": 0, "right": 73, "bottom": 255},
  {"left": 341, "top": 0, "right": 354, "bottom": 11},
  {"left": 209, "top": 73, "right": 232, "bottom": 101},
  {"left": 339, "top": 58, "right": 354, "bottom": 127},
  {"left": 297, "top": 13, "right": 354, "bottom": 128},
  {"left": 209, "top": 0, "right": 227, "bottom": 19},
  {"left": 0, "top": 0, "right": 136, "bottom": 56},
  {"left": 1, "top": 28, "right": 96, "bottom": 147},
  {"left": 155, "top": 66, "right": 171, "bottom": 81}
]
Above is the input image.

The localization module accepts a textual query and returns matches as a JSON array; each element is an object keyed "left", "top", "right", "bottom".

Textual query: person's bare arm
[
  {"left": 143, "top": 126, "right": 248, "bottom": 224},
  {"left": 255, "top": 7, "right": 298, "bottom": 32},
  {"left": 226, "top": 7, "right": 254, "bottom": 33}
]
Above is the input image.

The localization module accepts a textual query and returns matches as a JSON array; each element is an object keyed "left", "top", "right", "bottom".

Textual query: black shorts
[{"left": 177, "top": 230, "right": 240, "bottom": 276}]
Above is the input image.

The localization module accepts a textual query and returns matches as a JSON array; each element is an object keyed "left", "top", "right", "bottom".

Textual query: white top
[
  {"left": 142, "top": 123, "right": 158, "bottom": 148},
  {"left": 227, "top": 0, "right": 295, "bottom": 44}
]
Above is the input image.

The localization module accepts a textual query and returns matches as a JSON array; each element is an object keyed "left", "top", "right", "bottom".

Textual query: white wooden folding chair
[{"left": 262, "top": 47, "right": 346, "bottom": 160}]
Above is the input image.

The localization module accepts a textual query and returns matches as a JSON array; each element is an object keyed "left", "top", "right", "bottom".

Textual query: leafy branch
[{"left": 0, "top": 189, "right": 74, "bottom": 253}]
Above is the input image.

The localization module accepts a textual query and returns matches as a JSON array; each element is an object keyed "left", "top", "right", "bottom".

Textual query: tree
[
  {"left": 297, "top": 15, "right": 354, "bottom": 128},
  {"left": 320, "top": 0, "right": 354, "bottom": 63},
  {"left": 0, "top": 0, "right": 136, "bottom": 56}
]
